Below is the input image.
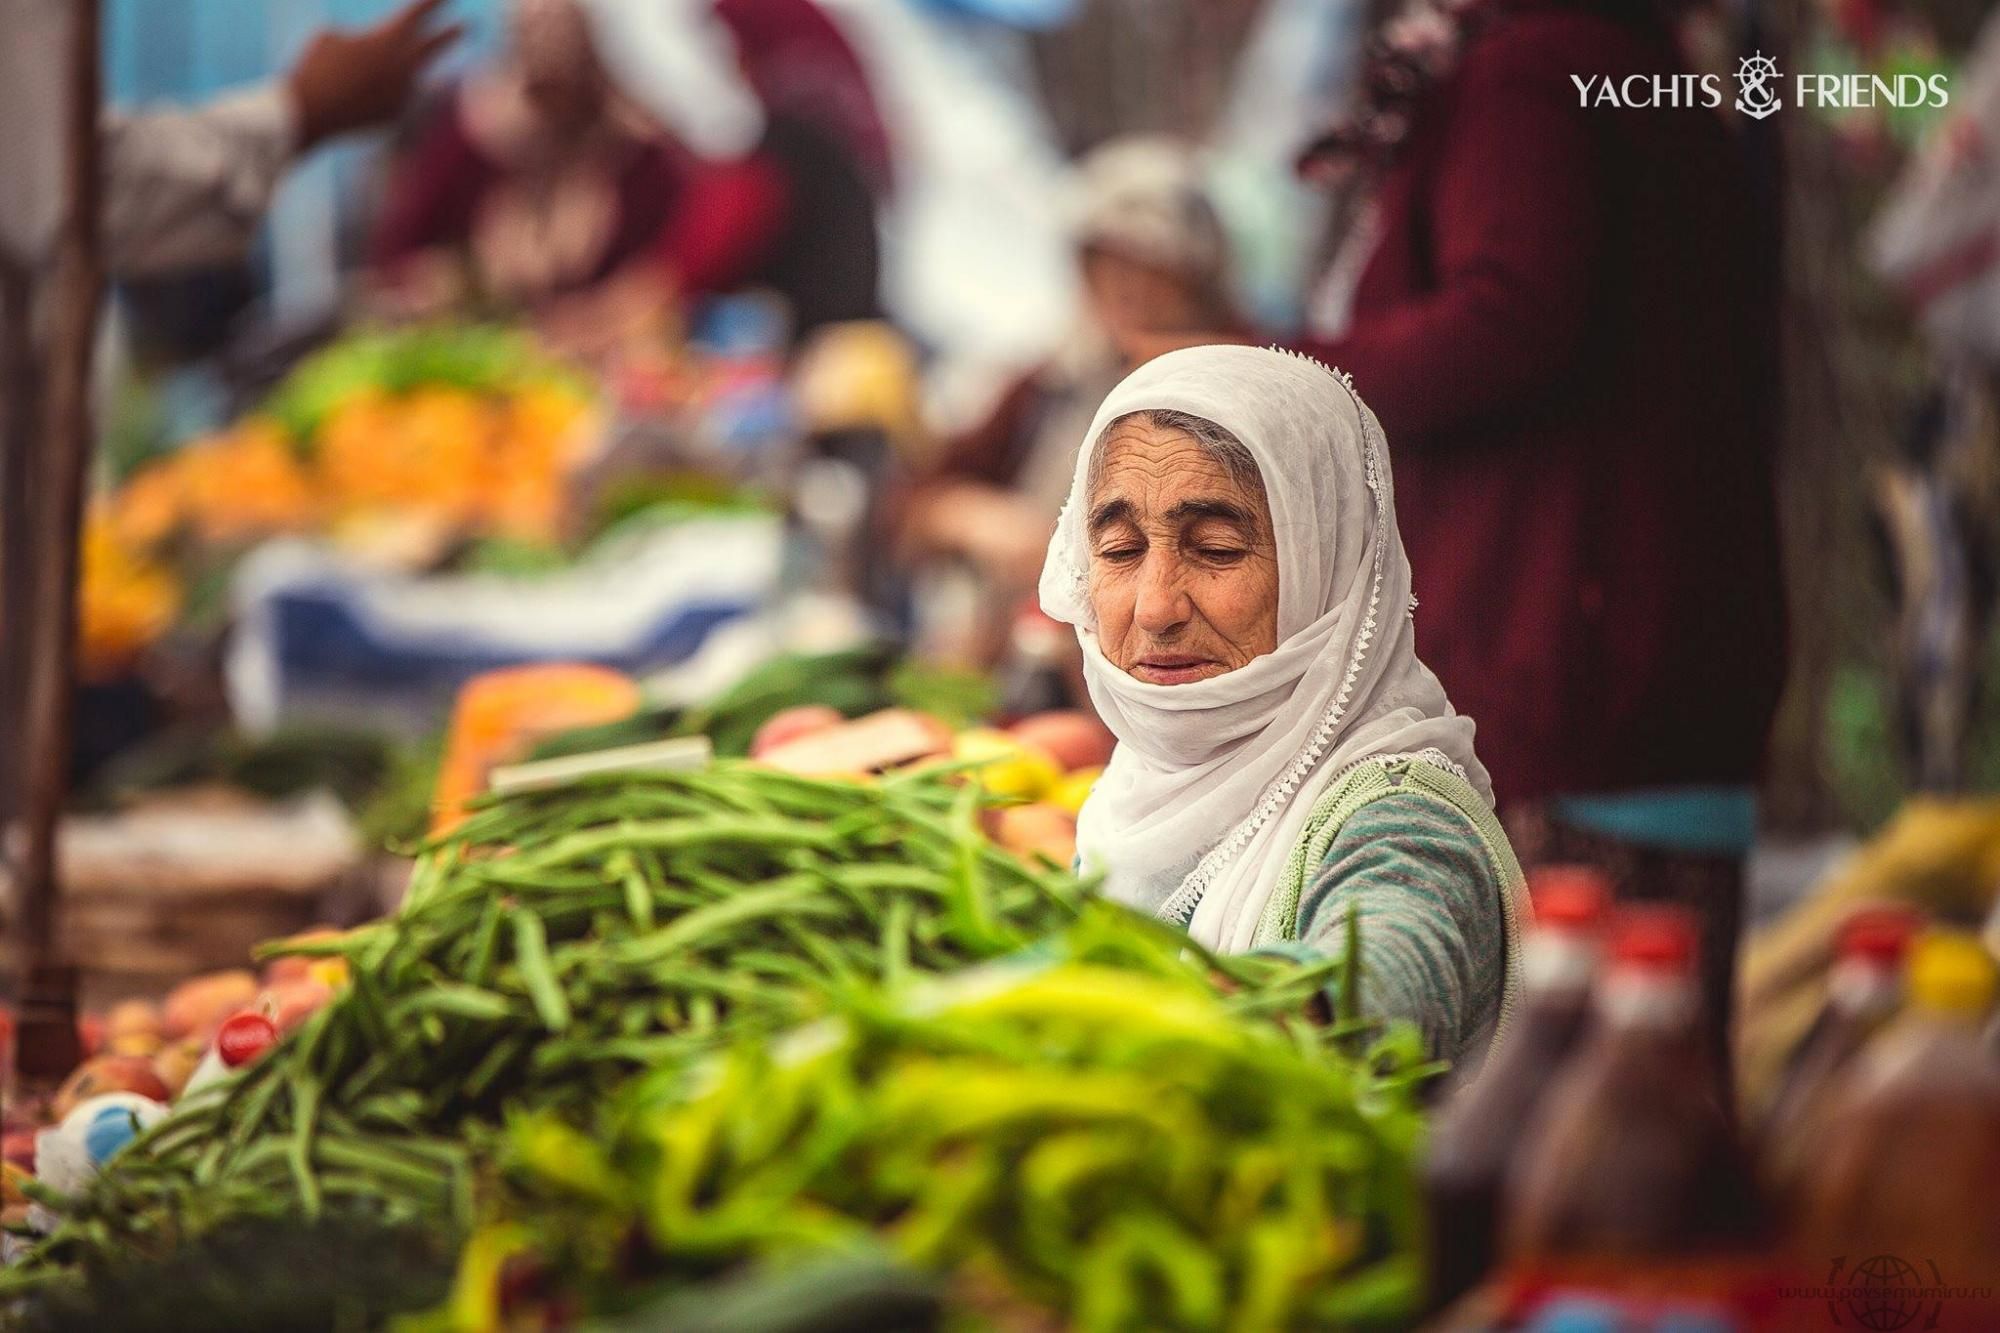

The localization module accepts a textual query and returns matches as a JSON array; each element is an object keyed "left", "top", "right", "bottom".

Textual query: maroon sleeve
[
  {"left": 1301, "top": 22, "right": 1604, "bottom": 442},
  {"left": 655, "top": 153, "right": 792, "bottom": 298},
  {"left": 932, "top": 371, "right": 1044, "bottom": 486},
  {"left": 369, "top": 99, "right": 491, "bottom": 271}
]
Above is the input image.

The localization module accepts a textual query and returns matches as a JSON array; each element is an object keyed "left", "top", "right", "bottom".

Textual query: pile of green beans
[
  {"left": 3, "top": 764, "right": 1086, "bottom": 1297},
  {"left": 422, "top": 908, "right": 1433, "bottom": 1332}
]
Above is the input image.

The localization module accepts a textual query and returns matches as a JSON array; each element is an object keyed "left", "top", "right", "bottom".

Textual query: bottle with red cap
[
  {"left": 181, "top": 1011, "right": 279, "bottom": 1101},
  {"left": 1422, "top": 865, "right": 1612, "bottom": 1310},
  {"left": 1501, "top": 905, "right": 1763, "bottom": 1268},
  {"left": 1795, "top": 931, "right": 2000, "bottom": 1309},
  {"left": 1757, "top": 903, "right": 1917, "bottom": 1196}
]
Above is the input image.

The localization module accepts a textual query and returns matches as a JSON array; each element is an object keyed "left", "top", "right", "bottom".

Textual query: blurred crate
[
  {"left": 226, "top": 516, "right": 782, "bottom": 736},
  {"left": 2, "top": 791, "right": 358, "bottom": 1004}
]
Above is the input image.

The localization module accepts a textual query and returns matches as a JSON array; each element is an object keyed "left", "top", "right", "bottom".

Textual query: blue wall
[{"left": 105, "top": 0, "right": 505, "bottom": 107}]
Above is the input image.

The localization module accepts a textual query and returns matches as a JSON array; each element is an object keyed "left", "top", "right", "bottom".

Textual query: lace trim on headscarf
[{"left": 1154, "top": 349, "right": 1387, "bottom": 927}]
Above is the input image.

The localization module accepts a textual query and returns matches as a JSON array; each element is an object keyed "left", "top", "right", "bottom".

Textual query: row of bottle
[{"left": 1425, "top": 868, "right": 2000, "bottom": 1329}]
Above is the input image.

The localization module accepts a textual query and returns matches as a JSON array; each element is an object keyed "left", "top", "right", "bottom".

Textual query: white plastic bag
[{"left": 1869, "top": 12, "right": 2000, "bottom": 360}]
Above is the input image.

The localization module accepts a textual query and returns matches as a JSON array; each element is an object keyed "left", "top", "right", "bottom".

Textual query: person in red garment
[
  {"left": 707, "top": 0, "right": 893, "bottom": 334},
  {"left": 1196, "top": 0, "right": 1785, "bottom": 1066},
  {"left": 368, "top": 0, "right": 779, "bottom": 327}
]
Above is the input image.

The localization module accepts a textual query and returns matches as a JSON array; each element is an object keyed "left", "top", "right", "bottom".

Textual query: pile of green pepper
[
  {"left": 8, "top": 765, "right": 1434, "bottom": 1331},
  {"left": 3, "top": 764, "right": 1084, "bottom": 1302},
  {"left": 421, "top": 909, "right": 1433, "bottom": 1332}
]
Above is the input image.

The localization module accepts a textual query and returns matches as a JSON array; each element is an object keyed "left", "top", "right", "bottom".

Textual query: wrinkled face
[{"left": 1086, "top": 417, "right": 1279, "bottom": 685}]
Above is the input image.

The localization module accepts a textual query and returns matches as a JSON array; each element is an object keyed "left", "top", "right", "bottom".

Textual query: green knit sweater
[{"left": 1252, "top": 757, "right": 1529, "bottom": 1065}]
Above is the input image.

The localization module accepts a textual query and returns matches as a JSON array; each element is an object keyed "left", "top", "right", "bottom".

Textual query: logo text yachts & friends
[{"left": 1572, "top": 52, "right": 1948, "bottom": 118}]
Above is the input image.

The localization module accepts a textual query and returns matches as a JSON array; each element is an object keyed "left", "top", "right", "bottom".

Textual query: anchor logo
[{"left": 1736, "top": 51, "right": 1782, "bottom": 120}]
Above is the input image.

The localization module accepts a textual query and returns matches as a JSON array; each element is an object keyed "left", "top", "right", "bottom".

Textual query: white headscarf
[{"left": 1040, "top": 344, "right": 1492, "bottom": 953}]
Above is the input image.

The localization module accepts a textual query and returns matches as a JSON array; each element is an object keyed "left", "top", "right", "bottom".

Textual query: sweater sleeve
[
  {"left": 1287, "top": 792, "right": 1505, "bottom": 1061},
  {"left": 101, "top": 85, "right": 298, "bottom": 277},
  {"left": 1299, "top": 21, "right": 1604, "bottom": 443}
]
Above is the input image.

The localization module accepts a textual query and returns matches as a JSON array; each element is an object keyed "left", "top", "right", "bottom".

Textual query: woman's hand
[
  {"left": 535, "top": 264, "right": 679, "bottom": 369},
  {"left": 363, "top": 248, "right": 467, "bottom": 323},
  {"left": 902, "top": 482, "right": 1051, "bottom": 592},
  {"left": 287, "top": 0, "right": 462, "bottom": 150}
]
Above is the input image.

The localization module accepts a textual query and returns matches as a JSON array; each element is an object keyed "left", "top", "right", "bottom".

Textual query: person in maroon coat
[{"left": 1277, "top": 0, "right": 1786, "bottom": 1064}]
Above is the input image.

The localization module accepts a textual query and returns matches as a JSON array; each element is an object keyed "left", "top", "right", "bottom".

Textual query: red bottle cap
[
  {"left": 1835, "top": 903, "right": 1920, "bottom": 965},
  {"left": 1528, "top": 865, "right": 1612, "bottom": 931},
  {"left": 1608, "top": 906, "right": 1698, "bottom": 972},
  {"left": 215, "top": 1012, "right": 278, "bottom": 1069}
]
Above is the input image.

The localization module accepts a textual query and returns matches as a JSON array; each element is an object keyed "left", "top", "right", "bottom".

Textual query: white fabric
[
  {"left": 582, "top": 0, "right": 765, "bottom": 158},
  {"left": 1039, "top": 343, "right": 1491, "bottom": 953},
  {"left": 1867, "top": 8, "right": 2000, "bottom": 360},
  {"left": 1070, "top": 136, "right": 1229, "bottom": 287},
  {"left": 101, "top": 85, "right": 297, "bottom": 277}
]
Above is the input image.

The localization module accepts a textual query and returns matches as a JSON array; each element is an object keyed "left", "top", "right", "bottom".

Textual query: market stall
[
  {"left": 7, "top": 0, "right": 2000, "bottom": 1329},
  {"left": 6, "top": 645, "right": 2000, "bottom": 1331}
]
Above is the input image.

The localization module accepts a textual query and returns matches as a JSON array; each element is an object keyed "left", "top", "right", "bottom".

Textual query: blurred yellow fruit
[
  {"left": 1048, "top": 766, "right": 1103, "bottom": 816},
  {"left": 108, "top": 460, "right": 187, "bottom": 548},
  {"left": 953, "top": 729, "right": 1062, "bottom": 801},
  {"left": 505, "top": 384, "right": 593, "bottom": 464},
  {"left": 107, "top": 1029, "right": 163, "bottom": 1058},
  {"left": 319, "top": 387, "right": 487, "bottom": 523},
  {"left": 79, "top": 509, "right": 181, "bottom": 679},
  {"left": 152, "top": 1037, "right": 206, "bottom": 1100},
  {"left": 106, "top": 998, "right": 163, "bottom": 1037},
  {"left": 102, "top": 357, "right": 598, "bottom": 577},
  {"left": 180, "top": 419, "right": 316, "bottom": 542},
  {"left": 478, "top": 386, "right": 594, "bottom": 541}
]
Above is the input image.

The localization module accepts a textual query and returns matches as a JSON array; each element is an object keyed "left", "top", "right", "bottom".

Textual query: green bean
[
  {"left": 608, "top": 878, "right": 830, "bottom": 965},
  {"left": 393, "top": 983, "right": 516, "bottom": 1023},
  {"left": 20, "top": 765, "right": 1115, "bottom": 1296},
  {"left": 500, "top": 816, "right": 833, "bottom": 875},
  {"left": 511, "top": 909, "right": 572, "bottom": 1032},
  {"left": 613, "top": 847, "right": 655, "bottom": 931},
  {"left": 312, "top": 1135, "right": 454, "bottom": 1196},
  {"left": 288, "top": 1074, "right": 323, "bottom": 1219},
  {"left": 881, "top": 896, "right": 912, "bottom": 988},
  {"left": 218, "top": 1065, "right": 289, "bottom": 1159},
  {"left": 462, "top": 1034, "right": 530, "bottom": 1105}
]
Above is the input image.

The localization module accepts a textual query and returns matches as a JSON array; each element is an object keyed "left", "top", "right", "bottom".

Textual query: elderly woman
[{"left": 1044, "top": 345, "right": 1530, "bottom": 1063}]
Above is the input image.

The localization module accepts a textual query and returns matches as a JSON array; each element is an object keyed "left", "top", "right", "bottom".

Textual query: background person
[
  {"left": 1, "top": 0, "right": 460, "bottom": 280},
  {"left": 706, "top": 0, "right": 896, "bottom": 336},
  {"left": 1287, "top": 0, "right": 1787, "bottom": 1075},
  {"left": 0, "top": 0, "right": 460, "bottom": 828},
  {"left": 901, "top": 136, "right": 1239, "bottom": 601},
  {"left": 368, "top": 0, "right": 698, "bottom": 316}
]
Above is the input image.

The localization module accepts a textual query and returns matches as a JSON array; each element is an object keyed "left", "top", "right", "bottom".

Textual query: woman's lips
[{"left": 1133, "top": 656, "right": 1215, "bottom": 685}]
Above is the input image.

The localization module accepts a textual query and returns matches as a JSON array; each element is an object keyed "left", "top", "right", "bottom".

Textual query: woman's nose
[{"left": 1133, "top": 553, "right": 1192, "bottom": 635}]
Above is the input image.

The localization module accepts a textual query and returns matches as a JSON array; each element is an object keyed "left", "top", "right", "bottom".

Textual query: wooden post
[
  {"left": 0, "top": 265, "right": 37, "bottom": 832},
  {"left": 8, "top": 0, "right": 103, "bottom": 1081}
]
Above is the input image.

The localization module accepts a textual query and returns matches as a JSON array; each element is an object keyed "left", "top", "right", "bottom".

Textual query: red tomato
[{"left": 215, "top": 1012, "right": 278, "bottom": 1069}]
